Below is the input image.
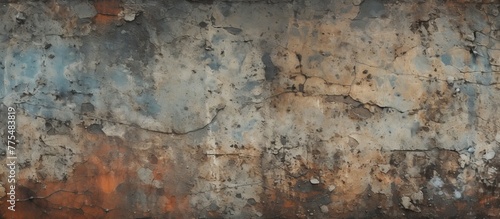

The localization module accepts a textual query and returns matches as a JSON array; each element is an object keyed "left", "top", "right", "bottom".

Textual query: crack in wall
[{"left": 14, "top": 101, "right": 226, "bottom": 136}]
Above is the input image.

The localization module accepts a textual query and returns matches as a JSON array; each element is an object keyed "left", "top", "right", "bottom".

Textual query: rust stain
[
  {"left": 283, "top": 199, "right": 295, "bottom": 208},
  {"left": 1, "top": 133, "right": 128, "bottom": 218},
  {"left": 164, "top": 196, "right": 177, "bottom": 212},
  {"left": 93, "top": 0, "right": 122, "bottom": 24},
  {"left": 0, "top": 128, "right": 196, "bottom": 218},
  {"left": 479, "top": 195, "right": 500, "bottom": 206},
  {"left": 97, "top": 172, "right": 122, "bottom": 194}
]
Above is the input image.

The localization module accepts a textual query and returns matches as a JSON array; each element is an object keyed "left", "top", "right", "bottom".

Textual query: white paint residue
[{"left": 430, "top": 176, "right": 444, "bottom": 188}]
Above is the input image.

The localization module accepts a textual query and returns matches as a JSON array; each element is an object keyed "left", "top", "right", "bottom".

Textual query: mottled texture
[{"left": 0, "top": 0, "right": 500, "bottom": 218}]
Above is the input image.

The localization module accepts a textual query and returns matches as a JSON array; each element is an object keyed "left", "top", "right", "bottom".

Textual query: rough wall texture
[{"left": 0, "top": 0, "right": 500, "bottom": 218}]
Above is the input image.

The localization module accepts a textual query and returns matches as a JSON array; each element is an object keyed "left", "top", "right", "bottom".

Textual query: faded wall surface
[{"left": 0, "top": 0, "right": 499, "bottom": 218}]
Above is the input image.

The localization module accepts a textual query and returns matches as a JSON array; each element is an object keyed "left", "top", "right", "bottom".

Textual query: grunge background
[{"left": 1, "top": 0, "right": 500, "bottom": 218}]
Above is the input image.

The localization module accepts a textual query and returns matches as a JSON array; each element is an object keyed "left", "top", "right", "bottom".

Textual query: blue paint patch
[
  {"left": 307, "top": 54, "right": 324, "bottom": 65},
  {"left": 354, "top": 0, "right": 385, "bottom": 20},
  {"left": 461, "top": 85, "right": 477, "bottom": 125},
  {"left": 19, "top": 52, "right": 39, "bottom": 78},
  {"left": 389, "top": 75, "right": 397, "bottom": 88},
  {"left": 208, "top": 118, "right": 219, "bottom": 132},
  {"left": 39, "top": 107, "right": 55, "bottom": 119},
  {"left": 475, "top": 72, "right": 493, "bottom": 85},
  {"left": 70, "top": 94, "right": 86, "bottom": 107},
  {"left": 136, "top": 92, "right": 161, "bottom": 117},
  {"left": 410, "top": 122, "right": 420, "bottom": 137},
  {"left": 21, "top": 102, "right": 41, "bottom": 116},
  {"left": 50, "top": 46, "right": 79, "bottom": 94},
  {"left": 131, "top": 73, "right": 147, "bottom": 87},
  {"left": 350, "top": 19, "right": 368, "bottom": 29},
  {"left": 201, "top": 52, "right": 222, "bottom": 71},
  {"left": 242, "top": 81, "right": 261, "bottom": 92},
  {"left": 232, "top": 119, "right": 257, "bottom": 142},
  {"left": 208, "top": 60, "right": 221, "bottom": 71},
  {"left": 75, "top": 74, "right": 100, "bottom": 91},
  {"left": 4, "top": 49, "right": 41, "bottom": 93},
  {"left": 233, "top": 130, "right": 243, "bottom": 142},
  {"left": 465, "top": 7, "right": 488, "bottom": 32},
  {"left": 211, "top": 33, "right": 225, "bottom": 44},
  {"left": 441, "top": 54, "right": 451, "bottom": 66},
  {"left": 414, "top": 55, "right": 431, "bottom": 72},
  {"left": 234, "top": 51, "right": 247, "bottom": 66},
  {"left": 472, "top": 49, "right": 492, "bottom": 74},
  {"left": 111, "top": 69, "right": 129, "bottom": 87}
]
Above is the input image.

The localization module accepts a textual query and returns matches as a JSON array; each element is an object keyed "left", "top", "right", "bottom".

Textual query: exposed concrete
[{"left": 0, "top": 0, "right": 499, "bottom": 218}]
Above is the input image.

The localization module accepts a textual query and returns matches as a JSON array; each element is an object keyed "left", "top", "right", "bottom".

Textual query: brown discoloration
[
  {"left": 0, "top": 130, "right": 194, "bottom": 218},
  {"left": 93, "top": 0, "right": 121, "bottom": 24},
  {"left": 1, "top": 0, "right": 500, "bottom": 218}
]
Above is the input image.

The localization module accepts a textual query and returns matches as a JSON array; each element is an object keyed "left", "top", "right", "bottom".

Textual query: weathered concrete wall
[{"left": 0, "top": 0, "right": 499, "bottom": 218}]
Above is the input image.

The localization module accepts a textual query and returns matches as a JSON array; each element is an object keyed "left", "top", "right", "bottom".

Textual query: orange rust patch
[
  {"left": 164, "top": 196, "right": 177, "bottom": 212},
  {"left": 93, "top": 14, "right": 117, "bottom": 24},
  {"left": 479, "top": 195, "right": 499, "bottom": 206},
  {"left": 93, "top": 0, "right": 122, "bottom": 24},
  {"left": 283, "top": 199, "right": 295, "bottom": 208},
  {"left": 97, "top": 172, "right": 122, "bottom": 194},
  {"left": 94, "top": 0, "right": 121, "bottom": 15},
  {"left": 161, "top": 195, "right": 190, "bottom": 215},
  {"left": 0, "top": 129, "right": 195, "bottom": 218},
  {"left": 0, "top": 134, "right": 130, "bottom": 218}
]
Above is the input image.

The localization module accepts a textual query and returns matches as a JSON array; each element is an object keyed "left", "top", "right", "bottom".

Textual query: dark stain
[
  {"left": 410, "top": 122, "right": 420, "bottom": 137},
  {"left": 350, "top": 0, "right": 387, "bottom": 29},
  {"left": 186, "top": 0, "right": 214, "bottom": 4},
  {"left": 410, "top": 20, "right": 430, "bottom": 34},
  {"left": 348, "top": 137, "right": 359, "bottom": 148},
  {"left": 389, "top": 152, "right": 406, "bottom": 166},
  {"left": 461, "top": 85, "right": 477, "bottom": 126},
  {"left": 198, "top": 21, "right": 208, "bottom": 28},
  {"left": 86, "top": 123, "right": 104, "bottom": 134},
  {"left": 80, "top": 102, "right": 95, "bottom": 114},
  {"left": 355, "top": 0, "right": 386, "bottom": 19},
  {"left": 247, "top": 198, "right": 257, "bottom": 205},
  {"left": 423, "top": 163, "right": 436, "bottom": 180},
  {"left": 425, "top": 106, "right": 444, "bottom": 123},
  {"left": 295, "top": 53, "right": 302, "bottom": 65},
  {"left": 82, "top": 15, "right": 156, "bottom": 76},
  {"left": 262, "top": 53, "right": 278, "bottom": 81},
  {"left": 218, "top": 2, "right": 232, "bottom": 17},
  {"left": 223, "top": 27, "right": 242, "bottom": 35},
  {"left": 324, "top": 95, "right": 362, "bottom": 107},
  {"left": 148, "top": 154, "right": 158, "bottom": 164},
  {"left": 298, "top": 83, "right": 304, "bottom": 92},
  {"left": 280, "top": 136, "right": 287, "bottom": 146},
  {"left": 349, "top": 106, "right": 373, "bottom": 120}
]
